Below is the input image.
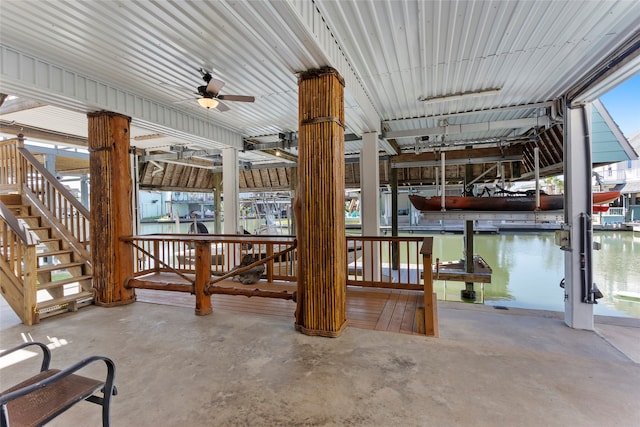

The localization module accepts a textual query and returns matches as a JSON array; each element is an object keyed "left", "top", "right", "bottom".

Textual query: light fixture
[
  {"left": 275, "top": 149, "right": 281, "bottom": 156},
  {"left": 198, "top": 97, "right": 219, "bottom": 109},
  {"left": 419, "top": 88, "right": 502, "bottom": 103}
]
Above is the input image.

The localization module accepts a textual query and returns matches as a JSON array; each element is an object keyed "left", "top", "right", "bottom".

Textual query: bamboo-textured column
[
  {"left": 295, "top": 67, "right": 347, "bottom": 337},
  {"left": 88, "top": 111, "right": 136, "bottom": 306}
]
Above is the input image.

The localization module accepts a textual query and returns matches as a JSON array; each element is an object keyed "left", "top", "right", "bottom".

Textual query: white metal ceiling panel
[{"left": 1, "top": 0, "right": 639, "bottom": 162}]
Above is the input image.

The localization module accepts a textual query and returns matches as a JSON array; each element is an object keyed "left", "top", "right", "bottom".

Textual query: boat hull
[{"left": 409, "top": 191, "right": 620, "bottom": 212}]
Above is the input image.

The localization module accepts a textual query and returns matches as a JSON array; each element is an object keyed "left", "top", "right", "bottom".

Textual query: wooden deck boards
[{"left": 134, "top": 273, "right": 424, "bottom": 335}]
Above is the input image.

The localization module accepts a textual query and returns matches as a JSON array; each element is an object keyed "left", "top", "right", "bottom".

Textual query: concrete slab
[{"left": 1, "top": 301, "right": 639, "bottom": 427}]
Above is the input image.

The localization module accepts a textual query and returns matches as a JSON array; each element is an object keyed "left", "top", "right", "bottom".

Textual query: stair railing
[
  {"left": 0, "top": 200, "right": 38, "bottom": 325},
  {"left": 15, "top": 136, "right": 91, "bottom": 254},
  {"left": 0, "top": 138, "right": 21, "bottom": 194}
]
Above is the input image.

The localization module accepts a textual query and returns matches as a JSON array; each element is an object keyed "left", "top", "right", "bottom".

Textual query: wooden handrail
[
  {"left": 16, "top": 144, "right": 91, "bottom": 252},
  {"left": 17, "top": 146, "right": 90, "bottom": 219},
  {"left": 0, "top": 201, "right": 37, "bottom": 244},
  {"left": 0, "top": 202, "right": 39, "bottom": 325},
  {"left": 122, "top": 234, "right": 298, "bottom": 281}
]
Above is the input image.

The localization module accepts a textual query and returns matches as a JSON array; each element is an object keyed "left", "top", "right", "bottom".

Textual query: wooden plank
[
  {"left": 134, "top": 274, "right": 427, "bottom": 335},
  {"left": 387, "top": 291, "right": 409, "bottom": 333},
  {"left": 400, "top": 293, "right": 418, "bottom": 334},
  {"left": 374, "top": 291, "right": 399, "bottom": 331}
]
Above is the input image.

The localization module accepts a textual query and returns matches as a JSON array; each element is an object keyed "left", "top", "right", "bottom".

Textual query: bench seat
[{"left": 0, "top": 342, "right": 116, "bottom": 427}]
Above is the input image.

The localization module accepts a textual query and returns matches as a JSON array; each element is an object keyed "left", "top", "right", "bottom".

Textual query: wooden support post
[
  {"left": 153, "top": 241, "right": 160, "bottom": 273},
  {"left": 88, "top": 112, "right": 136, "bottom": 306},
  {"left": 266, "top": 243, "right": 274, "bottom": 282},
  {"left": 295, "top": 67, "right": 347, "bottom": 337},
  {"left": 194, "top": 241, "right": 212, "bottom": 316},
  {"left": 24, "top": 245, "right": 38, "bottom": 325},
  {"left": 420, "top": 237, "right": 439, "bottom": 337},
  {"left": 16, "top": 135, "right": 25, "bottom": 196}
]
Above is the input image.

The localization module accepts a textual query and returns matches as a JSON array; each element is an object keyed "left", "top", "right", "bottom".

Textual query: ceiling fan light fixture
[{"left": 198, "top": 97, "right": 219, "bottom": 109}]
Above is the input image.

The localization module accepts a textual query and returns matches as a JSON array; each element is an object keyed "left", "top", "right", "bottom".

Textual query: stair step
[
  {"left": 37, "top": 262, "right": 84, "bottom": 274},
  {"left": 0, "top": 194, "right": 23, "bottom": 204},
  {"left": 39, "top": 275, "right": 93, "bottom": 290},
  {"left": 15, "top": 214, "right": 40, "bottom": 222},
  {"left": 6, "top": 205, "right": 30, "bottom": 215},
  {"left": 37, "top": 249, "right": 74, "bottom": 258},
  {"left": 38, "top": 238, "right": 62, "bottom": 245},
  {"left": 28, "top": 226, "right": 51, "bottom": 232},
  {"left": 37, "top": 291, "right": 94, "bottom": 311}
]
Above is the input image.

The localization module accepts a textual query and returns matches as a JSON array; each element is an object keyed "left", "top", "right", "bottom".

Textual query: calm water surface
[
  {"left": 427, "top": 231, "right": 640, "bottom": 319},
  {"left": 141, "top": 222, "right": 640, "bottom": 319}
]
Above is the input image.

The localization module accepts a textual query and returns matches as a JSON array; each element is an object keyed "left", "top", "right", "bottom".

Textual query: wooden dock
[{"left": 134, "top": 276, "right": 425, "bottom": 335}]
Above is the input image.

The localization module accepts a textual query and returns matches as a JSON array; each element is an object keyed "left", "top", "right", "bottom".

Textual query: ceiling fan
[{"left": 196, "top": 68, "right": 255, "bottom": 112}]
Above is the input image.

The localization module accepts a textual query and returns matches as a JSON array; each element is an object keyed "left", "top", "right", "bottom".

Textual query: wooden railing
[
  {"left": 124, "top": 234, "right": 298, "bottom": 282},
  {"left": 18, "top": 146, "right": 91, "bottom": 252},
  {"left": 346, "top": 236, "right": 426, "bottom": 290},
  {"left": 0, "top": 136, "right": 90, "bottom": 253},
  {"left": 0, "top": 139, "right": 20, "bottom": 193},
  {"left": 0, "top": 201, "right": 38, "bottom": 325},
  {"left": 122, "top": 233, "right": 438, "bottom": 336}
]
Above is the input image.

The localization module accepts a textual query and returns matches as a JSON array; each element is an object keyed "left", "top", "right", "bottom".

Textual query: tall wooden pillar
[
  {"left": 295, "top": 67, "right": 347, "bottom": 337},
  {"left": 88, "top": 111, "right": 136, "bottom": 306}
]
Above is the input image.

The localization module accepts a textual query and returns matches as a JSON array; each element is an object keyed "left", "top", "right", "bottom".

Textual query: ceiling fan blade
[
  {"left": 218, "top": 94, "right": 255, "bottom": 103},
  {"left": 216, "top": 101, "right": 231, "bottom": 112},
  {"left": 206, "top": 78, "right": 225, "bottom": 95}
]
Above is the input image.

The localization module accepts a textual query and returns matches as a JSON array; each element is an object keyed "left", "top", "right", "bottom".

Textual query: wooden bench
[{"left": 0, "top": 342, "right": 116, "bottom": 427}]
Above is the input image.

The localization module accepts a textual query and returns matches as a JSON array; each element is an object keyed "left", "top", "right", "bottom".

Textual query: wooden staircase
[
  {"left": 1, "top": 194, "right": 94, "bottom": 321},
  {"left": 1, "top": 137, "right": 94, "bottom": 325}
]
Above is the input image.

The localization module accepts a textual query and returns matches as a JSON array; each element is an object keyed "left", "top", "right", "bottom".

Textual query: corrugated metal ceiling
[{"left": 1, "top": 0, "right": 639, "bottom": 185}]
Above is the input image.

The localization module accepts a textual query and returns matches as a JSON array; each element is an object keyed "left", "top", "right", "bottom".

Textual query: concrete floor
[{"left": 1, "top": 299, "right": 639, "bottom": 426}]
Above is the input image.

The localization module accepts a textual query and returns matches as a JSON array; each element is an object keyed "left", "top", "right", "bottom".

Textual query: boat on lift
[{"left": 408, "top": 191, "right": 621, "bottom": 212}]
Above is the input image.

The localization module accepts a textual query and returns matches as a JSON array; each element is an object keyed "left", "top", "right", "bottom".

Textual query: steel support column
[
  {"left": 360, "top": 131, "right": 381, "bottom": 280},
  {"left": 222, "top": 147, "right": 239, "bottom": 236},
  {"left": 563, "top": 103, "right": 594, "bottom": 330}
]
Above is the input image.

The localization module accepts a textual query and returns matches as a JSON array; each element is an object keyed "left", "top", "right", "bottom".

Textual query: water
[
  {"left": 140, "top": 221, "right": 640, "bottom": 319},
  {"left": 427, "top": 231, "right": 640, "bottom": 319}
]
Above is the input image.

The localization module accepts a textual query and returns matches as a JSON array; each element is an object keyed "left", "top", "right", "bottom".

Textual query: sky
[{"left": 599, "top": 73, "right": 640, "bottom": 137}]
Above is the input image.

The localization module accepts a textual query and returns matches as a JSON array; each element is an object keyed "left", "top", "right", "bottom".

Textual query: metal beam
[
  {"left": 569, "top": 31, "right": 640, "bottom": 103},
  {"left": 392, "top": 155, "right": 521, "bottom": 169},
  {"left": 139, "top": 149, "right": 220, "bottom": 162},
  {"left": 0, "top": 120, "right": 87, "bottom": 146},
  {"left": 383, "top": 101, "right": 553, "bottom": 126},
  {"left": 24, "top": 144, "right": 88, "bottom": 160},
  {"left": 246, "top": 132, "right": 397, "bottom": 155},
  {"left": 383, "top": 116, "right": 551, "bottom": 140},
  {"left": 0, "top": 96, "right": 46, "bottom": 114}
]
